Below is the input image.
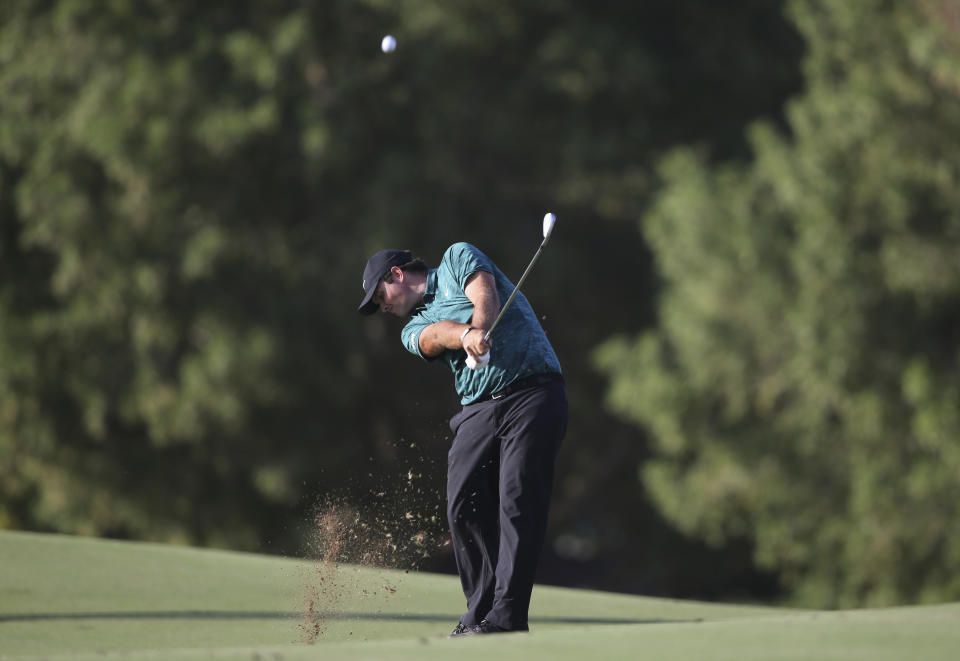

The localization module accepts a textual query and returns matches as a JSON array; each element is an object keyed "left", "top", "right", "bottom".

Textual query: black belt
[{"left": 480, "top": 372, "right": 564, "bottom": 403}]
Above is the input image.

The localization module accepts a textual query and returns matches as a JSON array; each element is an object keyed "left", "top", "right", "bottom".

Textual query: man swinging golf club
[{"left": 358, "top": 215, "right": 567, "bottom": 636}]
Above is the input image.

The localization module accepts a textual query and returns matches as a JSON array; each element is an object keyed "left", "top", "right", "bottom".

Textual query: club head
[{"left": 542, "top": 213, "right": 556, "bottom": 240}]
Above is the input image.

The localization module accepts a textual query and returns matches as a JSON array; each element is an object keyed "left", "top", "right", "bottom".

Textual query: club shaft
[{"left": 482, "top": 237, "right": 548, "bottom": 343}]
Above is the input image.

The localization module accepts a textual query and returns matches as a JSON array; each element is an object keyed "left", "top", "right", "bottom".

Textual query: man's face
[{"left": 372, "top": 267, "right": 416, "bottom": 317}]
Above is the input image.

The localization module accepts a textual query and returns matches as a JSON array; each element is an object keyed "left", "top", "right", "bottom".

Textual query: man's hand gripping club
[{"left": 461, "top": 271, "right": 497, "bottom": 369}]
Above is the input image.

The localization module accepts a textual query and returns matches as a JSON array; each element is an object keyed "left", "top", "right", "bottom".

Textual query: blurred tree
[
  {"left": 597, "top": 0, "right": 960, "bottom": 607},
  {"left": 0, "top": 0, "right": 344, "bottom": 546}
]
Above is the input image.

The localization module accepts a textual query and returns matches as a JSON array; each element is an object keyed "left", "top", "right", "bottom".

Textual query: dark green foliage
[{"left": 597, "top": 0, "right": 960, "bottom": 606}]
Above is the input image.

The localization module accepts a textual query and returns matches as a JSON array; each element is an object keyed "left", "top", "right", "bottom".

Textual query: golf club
[{"left": 465, "top": 212, "right": 557, "bottom": 369}]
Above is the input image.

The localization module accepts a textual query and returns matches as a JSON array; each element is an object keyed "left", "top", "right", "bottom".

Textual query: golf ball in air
[{"left": 381, "top": 35, "right": 397, "bottom": 53}]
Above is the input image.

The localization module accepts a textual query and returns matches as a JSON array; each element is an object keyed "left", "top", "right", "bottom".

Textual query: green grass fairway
[{"left": 1, "top": 531, "right": 957, "bottom": 660}]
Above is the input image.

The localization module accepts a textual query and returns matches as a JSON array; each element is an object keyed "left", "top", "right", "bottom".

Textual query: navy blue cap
[{"left": 358, "top": 249, "right": 413, "bottom": 315}]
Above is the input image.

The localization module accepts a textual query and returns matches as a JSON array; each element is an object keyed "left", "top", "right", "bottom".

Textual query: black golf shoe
[
  {"left": 448, "top": 622, "right": 470, "bottom": 637},
  {"left": 468, "top": 620, "right": 509, "bottom": 634}
]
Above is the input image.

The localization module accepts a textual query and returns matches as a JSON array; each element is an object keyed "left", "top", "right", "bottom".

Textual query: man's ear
[{"left": 390, "top": 265, "right": 404, "bottom": 281}]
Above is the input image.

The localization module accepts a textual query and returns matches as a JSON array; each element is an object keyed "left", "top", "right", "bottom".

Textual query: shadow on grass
[{"left": 0, "top": 611, "right": 683, "bottom": 626}]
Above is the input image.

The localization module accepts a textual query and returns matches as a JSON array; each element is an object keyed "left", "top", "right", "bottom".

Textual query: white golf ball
[{"left": 381, "top": 35, "right": 397, "bottom": 53}]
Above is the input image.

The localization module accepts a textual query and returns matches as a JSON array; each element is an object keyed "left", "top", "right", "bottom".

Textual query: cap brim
[{"left": 358, "top": 285, "right": 378, "bottom": 315}]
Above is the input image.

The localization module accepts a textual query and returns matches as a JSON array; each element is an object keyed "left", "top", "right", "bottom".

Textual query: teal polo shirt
[{"left": 401, "top": 242, "right": 562, "bottom": 405}]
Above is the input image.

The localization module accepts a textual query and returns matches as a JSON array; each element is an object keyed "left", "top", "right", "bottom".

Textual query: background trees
[
  {"left": 3, "top": 0, "right": 957, "bottom": 608},
  {"left": 597, "top": 0, "right": 960, "bottom": 607}
]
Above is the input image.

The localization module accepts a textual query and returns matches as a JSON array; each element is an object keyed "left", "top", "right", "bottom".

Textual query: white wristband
[{"left": 460, "top": 326, "right": 476, "bottom": 343}]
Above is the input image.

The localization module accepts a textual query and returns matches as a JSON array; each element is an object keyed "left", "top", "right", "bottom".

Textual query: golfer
[{"left": 358, "top": 242, "right": 568, "bottom": 635}]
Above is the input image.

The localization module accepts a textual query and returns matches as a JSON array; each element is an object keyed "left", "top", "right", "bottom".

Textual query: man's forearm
[
  {"left": 418, "top": 320, "right": 473, "bottom": 357},
  {"left": 464, "top": 271, "right": 499, "bottom": 333}
]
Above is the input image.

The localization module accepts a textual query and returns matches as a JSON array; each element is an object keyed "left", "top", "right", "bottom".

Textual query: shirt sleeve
[
  {"left": 400, "top": 316, "right": 433, "bottom": 361},
  {"left": 445, "top": 242, "right": 494, "bottom": 290}
]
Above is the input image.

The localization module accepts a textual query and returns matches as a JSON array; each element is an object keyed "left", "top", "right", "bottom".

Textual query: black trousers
[{"left": 446, "top": 378, "right": 568, "bottom": 631}]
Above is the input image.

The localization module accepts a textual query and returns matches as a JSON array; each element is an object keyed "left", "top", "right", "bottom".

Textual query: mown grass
[{"left": 1, "top": 530, "right": 957, "bottom": 660}]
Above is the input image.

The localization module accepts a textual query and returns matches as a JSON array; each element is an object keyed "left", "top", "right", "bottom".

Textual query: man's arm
[{"left": 418, "top": 271, "right": 499, "bottom": 358}]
